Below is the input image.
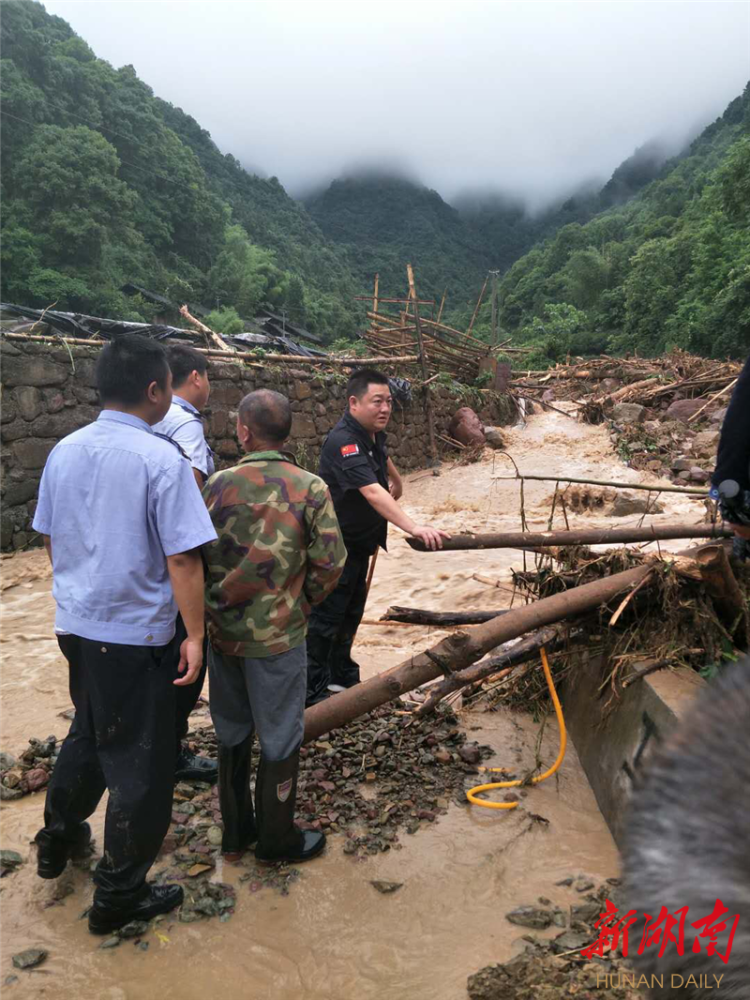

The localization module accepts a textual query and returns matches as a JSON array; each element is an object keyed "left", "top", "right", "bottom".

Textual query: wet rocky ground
[
  {"left": 469, "top": 879, "right": 644, "bottom": 1000},
  {"left": 2, "top": 701, "right": 500, "bottom": 947}
]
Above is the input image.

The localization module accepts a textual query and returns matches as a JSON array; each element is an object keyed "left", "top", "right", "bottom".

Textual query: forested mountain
[
  {"left": 482, "top": 86, "right": 750, "bottom": 361},
  {"left": 2, "top": 1, "right": 747, "bottom": 357},
  {"left": 307, "top": 143, "right": 675, "bottom": 309},
  {"left": 0, "top": 0, "right": 361, "bottom": 339},
  {"left": 307, "top": 176, "right": 495, "bottom": 306}
]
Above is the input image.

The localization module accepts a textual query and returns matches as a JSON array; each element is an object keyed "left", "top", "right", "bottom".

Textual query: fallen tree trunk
[
  {"left": 692, "top": 544, "right": 748, "bottom": 649},
  {"left": 406, "top": 523, "right": 732, "bottom": 553},
  {"left": 380, "top": 606, "right": 509, "bottom": 626},
  {"left": 414, "top": 626, "right": 568, "bottom": 716},
  {"left": 303, "top": 562, "right": 652, "bottom": 741}
]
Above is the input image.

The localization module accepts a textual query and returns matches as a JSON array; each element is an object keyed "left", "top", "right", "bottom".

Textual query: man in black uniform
[
  {"left": 712, "top": 353, "right": 750, "bottom": 540},
  {"left": 306, "top": 368, "right": 450, "bottom": 706}
]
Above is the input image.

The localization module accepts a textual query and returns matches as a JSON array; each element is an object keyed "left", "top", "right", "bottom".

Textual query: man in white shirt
[{"left": 153, "top": 345, "right": 218, "bottom": 782}]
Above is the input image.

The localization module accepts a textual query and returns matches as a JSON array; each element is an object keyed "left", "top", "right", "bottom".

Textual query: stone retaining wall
[{"left": 1, "top": 340, "right": 514, "bottom": 550}]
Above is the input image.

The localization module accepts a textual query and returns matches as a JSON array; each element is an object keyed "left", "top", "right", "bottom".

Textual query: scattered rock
[
  {"left": 369, "top": 880, "right": 403, "bottom": 894},
  {"left": 99, "top": 937, "right": 121, "bottom": 950},
  {"left": 0, "top": 786, "right": 23, "bottom": 802},
  {"left": 664, "top": 398, "right": 705, "bottom": 424},
  {"left": 12, "top": 949, "right": 47, "bottom": 970},
  {"left": 187, "top": 863, "right": 213, "bottom": 877},
  {"left": 24, "top": 768, "right": 49, "bottom": 792},
  {"left": 690, "top": 467, "right": 709, "bottom": 483},
  {"left": 692, "top": 429, "right": 720, "bottom": 456},
  {"left": 0, "top": 752, "right": 17, "bottom": 771},
  {"left": 573, "top": 877, "right": 595, "bottom": 893},
  {"left": 612, "top": 402, "right": 646, "bottom": 424},
  {"left": 118, "top": 921, "right": 149, "bottom": 939},
  {"left": 206, "top": 826, "right": 223, "bottom": 847},
  {"left": 671, "top": 456, "right": 692, "bottom": 472},
  {"left": 711, "top": 406, "right": 728, "bottom": 424},
  {"left": 609, "top": 491, "right": 664, "bottom": 517},
  {"left": 4, "top": 975, "right": 19, "bottom": 987},
  {"left": 458, "top": 746, "right": 481, "bottom": 765},
  {"left": 550, "top": 929, "right": 593, "bottom": 953},
  {"left": 483, "top": 427, "right": 505, "bottom": 450},
  {"left": 0, "top": 851, "right": 24, "bottom": 872},
  {"left": 505, "top": 906, "right": 553, "bottom": 929}
]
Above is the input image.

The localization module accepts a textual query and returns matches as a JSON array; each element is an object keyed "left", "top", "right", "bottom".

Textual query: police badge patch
[{"left": 276, "top": 778, "right": 293, "bottom": 803}]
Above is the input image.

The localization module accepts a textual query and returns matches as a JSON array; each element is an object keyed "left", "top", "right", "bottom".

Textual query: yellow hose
[{"left": 466, "top": 646, "right": 567, "bottom": 810}]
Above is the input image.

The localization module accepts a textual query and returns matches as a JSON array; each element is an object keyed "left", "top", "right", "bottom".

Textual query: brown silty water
[{"left": 0, "top": 407, "right": 707, "bottom": 999}]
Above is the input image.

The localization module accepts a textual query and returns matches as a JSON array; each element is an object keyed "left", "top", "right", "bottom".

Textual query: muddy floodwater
[{"left": 0, "top": 409, "right": 707, "bottom": 999}]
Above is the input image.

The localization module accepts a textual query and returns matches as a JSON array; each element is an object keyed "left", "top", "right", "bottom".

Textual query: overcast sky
[{"left": 43, "top": 0, "right": 750, "bottom": 210}]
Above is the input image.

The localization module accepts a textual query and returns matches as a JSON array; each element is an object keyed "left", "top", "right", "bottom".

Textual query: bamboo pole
[
  {"left": 303, "top": 562, "right": 653, "bottom": 740},
  {"left": 1, "top": 333, "right": 418, "bottom": 367},
  {"left": 466, "top": 275, "right": 488, "bottom": 336},
  {"left": 179, "top": 305, "right": 231, "bottom": 352},
  {"left": 372, "top": 274, "right": 379, "bottom": 317},
  {"left": 405, "top": 523, "right": 732, "bottom": 552},
  {"left": 687, "top": 378, "right": 737, "bottom": 423},
  {"left": 406, "top": 263, "right": 439, "bottom": 466},
  {"left": 437, "top": 288, "right": 447, "bottom": 324},
  {"left": 492, "top": 472, "right": 710, "bottom": 497}
]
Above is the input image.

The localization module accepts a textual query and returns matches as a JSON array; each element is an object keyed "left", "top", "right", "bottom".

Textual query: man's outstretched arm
[{"left": 359, "top": 483, "right": 450, "bottom": 550}]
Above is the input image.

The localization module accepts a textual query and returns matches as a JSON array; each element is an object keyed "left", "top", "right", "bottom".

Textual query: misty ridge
[{"left": 297, "top": 134, "right": 690, "bottom": 223}]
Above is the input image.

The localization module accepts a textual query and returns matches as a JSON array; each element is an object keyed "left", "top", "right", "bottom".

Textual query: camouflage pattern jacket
[{"left": 201, "top": 451, "right": 347, "bottom": 657}]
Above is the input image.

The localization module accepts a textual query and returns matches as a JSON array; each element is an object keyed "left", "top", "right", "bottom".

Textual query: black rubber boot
[
  {"left": 218, "top": 736, "right": 256, "bottom": 859},
  {"left": 88, "top": 883, "right": 184, "bottom": 935},
  {"left": 35, "top": 822, "right": 93, "bottom": 880},
  {"left": 254, "top": 751, "right": 326, "bottom": 865}
]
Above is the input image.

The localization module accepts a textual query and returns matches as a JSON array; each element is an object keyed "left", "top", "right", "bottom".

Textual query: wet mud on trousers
[
  {"left": 306, "top": 550, "right": 369, "bottom": 704},
  {"left": 39, "top": 633, "right": 178, "bottom": 906}
]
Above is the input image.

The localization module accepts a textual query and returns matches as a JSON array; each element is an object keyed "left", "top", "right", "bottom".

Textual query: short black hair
[
  {"left": 346, "top": 368, "right": 390, "bottom": 400},
  {"left": 167, "top": 344, "right": 208, "bottom": 388},
  {"left": 238, "top": 390, "right": 292, "bottom": 445},
  {"left": 96, "top": 334, "right": 170, "bottom": 406}
]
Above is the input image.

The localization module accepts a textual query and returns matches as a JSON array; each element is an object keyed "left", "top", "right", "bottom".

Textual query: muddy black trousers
[
  {"left": 306, "top": 550, "right": 370, "bottom": 705},
  {"left": 41, "top": 633, "right": 177, "bottom": 905}
]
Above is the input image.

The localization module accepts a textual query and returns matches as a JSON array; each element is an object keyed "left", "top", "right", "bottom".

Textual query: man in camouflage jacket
[{"left": 201, "top": 389, "right": 346, "bottom": 866}]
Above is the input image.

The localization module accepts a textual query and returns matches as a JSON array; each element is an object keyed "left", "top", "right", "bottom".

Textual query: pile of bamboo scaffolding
[{"left": 359, "top": 269, "right": 531, "bottom": 382}]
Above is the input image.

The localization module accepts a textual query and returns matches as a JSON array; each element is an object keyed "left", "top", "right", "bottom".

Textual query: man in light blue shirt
[
  {"left": 153, "top": 344, "right": 214, "bottom": 487},
  {"left": 32, "top": 335, "right": 217, "bottom": 936},
  {"left": 152, "top": 344, "right": 218, "bottom": 782}
]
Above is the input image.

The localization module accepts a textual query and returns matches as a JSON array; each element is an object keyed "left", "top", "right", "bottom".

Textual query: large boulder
[
  {"left": 664, "top": 399, "right": 704, "bottom": 424},
  {"left": 448, "top": 407, "right": 486, "bottom": 449}
]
